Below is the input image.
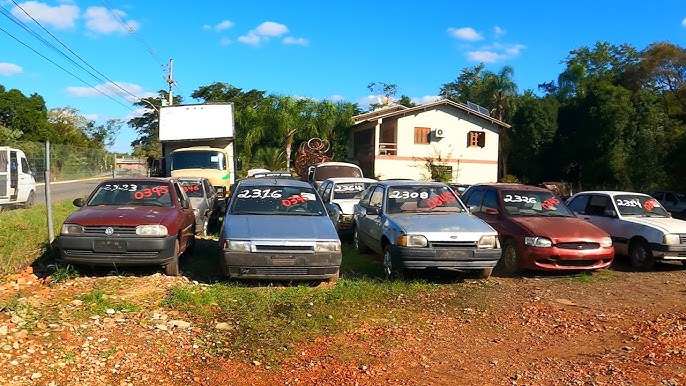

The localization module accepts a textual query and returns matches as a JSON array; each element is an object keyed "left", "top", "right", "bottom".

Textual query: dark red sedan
[
  {"left": 59, "top": 177, "right": 196, "bottom": 275},
  {"left": 461, "top": 183, "right": 614, "bottom": 275}
]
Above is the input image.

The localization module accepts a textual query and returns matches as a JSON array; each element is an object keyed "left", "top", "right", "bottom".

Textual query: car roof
[
  {"left": 323, "top": 177, "right": 376, "bottom": 183},
  {"left": 572, "top": 190, "right": 651, "bottom": 196},
  {"left": 467, "top": 183, "right": 551, "bottom": 192},
  {"left": 315, "top": 161, "right": 361, "bottom": 167},
  {"left": 373, "top": 180, "right": 450, "bottom": 187},
  {"left": 234, "top": 178, "right": 313, "bottom": 188},
  {"left": 177, "top": 176, "right": 208, "bottom": 182},
  {"left": 99, "top": 177, "right": 172, "bottom": 184}
]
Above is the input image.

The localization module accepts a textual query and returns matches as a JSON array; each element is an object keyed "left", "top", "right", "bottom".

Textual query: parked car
[
  {"left": 461, "top": 184, "right": 614, "bottom": 276},
  {"left": 58, "top": 177, "right": 196, "bottom": 276},
  {"left": 448, "top": 183, "right": 471, "bottom": 196},
  {"left": 649, "top": 190, "right": 686, "bottom": 219},
  {"left": 219, "top": 178, "right": 342, "bottom": 282},
  {"left": 352, "top": 180, "right": 501, "bottom": 279},
  {"left": 318, "top": 177, "right": 377, "bottom": 235},
  {"left": 178, "top": 177, "right": 219, "bottom": 236},
  {"left": 251, "top": 171, "right": 295, "bottom": 179},
  {"left": 566, "top": 191, "right": 686, "bottom": 270}
]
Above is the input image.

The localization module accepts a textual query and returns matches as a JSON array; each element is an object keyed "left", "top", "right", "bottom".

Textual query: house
[{"left": 349, "top": 99, "right": 510, "bottom": 183}]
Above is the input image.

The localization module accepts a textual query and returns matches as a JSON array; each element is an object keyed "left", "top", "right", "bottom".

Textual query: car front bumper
[
  {"left": 336, "top": 214, "right": 355, "bottom": 231},
  {"left": 521, "top": 245, "right": 615, "bottom": 271},
  {"left": 388, "top": 246, "right": 501, "bottom": 269},
  {"left": 222, "top": 251, "right": 342, "bottom": 280},
  {"left": 650, "top": 243, "right": 686, "bottom": 260},
  {"left": 59, "top": 235, "right": 178, "bottom": 266}
]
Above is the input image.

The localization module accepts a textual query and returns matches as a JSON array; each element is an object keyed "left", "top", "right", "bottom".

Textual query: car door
[
  {"left": 477, "top": 188, "right": 501, "bottom": 229},
  {"left": 464, "top": 187, "right": 486, "bottom": 219},
  {"left": 571, "top": 193, "right": 628, "bottom": 255},
  {"left": 173, "top": 182, "right": 196, "bottom": 247},
  {"left": 357, "top": 186, "right": 384, "bottom": 254}
]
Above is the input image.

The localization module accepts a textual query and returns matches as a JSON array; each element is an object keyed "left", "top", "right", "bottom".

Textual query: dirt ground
[{"left": 1, "top": 257, "right": 685, "bottom": 386}]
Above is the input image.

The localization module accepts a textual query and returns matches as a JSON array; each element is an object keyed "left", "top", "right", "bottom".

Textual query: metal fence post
[{"left": 45, "top": 141, "right": 54, "bottom": 245}]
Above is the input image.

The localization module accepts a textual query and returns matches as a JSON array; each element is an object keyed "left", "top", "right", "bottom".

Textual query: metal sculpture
[{"left": 293, "top": 138, "right": 332, "bottom": 178}]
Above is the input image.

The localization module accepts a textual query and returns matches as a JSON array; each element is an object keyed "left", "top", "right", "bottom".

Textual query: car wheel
[
  {"left": 201, "top": 217, "right": 210, "bottom": 236},
  {"left": 24, "top": 191, "right": 35, "bottom": 209},
  {"left": 496, "top": 239, "right": 521, "bottom": 276},
  {"left": 353, "top": 227, "right": 369, "bottom": 254},
  {"left": 383, "top": 245, "right": 403, "bottom": 280},
  {"left": 163, "top": 240, "right": 180, "bottom": 276},
  {"left": 629, "top": 239, "right": 655, "bottom": 270}
]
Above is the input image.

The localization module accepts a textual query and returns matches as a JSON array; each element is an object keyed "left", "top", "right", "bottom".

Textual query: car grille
[
  {"left": 253, "top": 245, "right": 314, "bottom": 253},
  {"left": 556, "top": 242, "right": 600, "bottom": 250},
  {"left": 63, "top": 250, "right": 159, "bottom": 258},
  {"left": 430, "top": 241, "right": 478, "bottom": 248},
  {"left": 83, "top": 226, "right": 137, "bottom": 236},
  {"left": 256, "top": 267, "right": 309, "bottom": 275},
  {"left": 679, "top": 234, "right": 686, "bottom": 244}
]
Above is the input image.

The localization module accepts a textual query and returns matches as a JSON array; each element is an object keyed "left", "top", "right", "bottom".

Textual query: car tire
[
  {"left": 383, "top": 245, "right": 403, "bottom": 280},
  {"left": 24, "top": 191, "right": 35, "bottom": 209},
  {"left": 496, "top": 239, "right": 521, "bottom": 277},
  {"left": 353, "top": 227, "right": 369, "bottom": 254},
  {"left": 629, "top": 238, "right": 655, "bottom": 270},
  {"left": 163, "top": 240, "right": 180, "bottom": 276},
  {"left": 201, "top": 217, "right": 210, "bottom": 237}
]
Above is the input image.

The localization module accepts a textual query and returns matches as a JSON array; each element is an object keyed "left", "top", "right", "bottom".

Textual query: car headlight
[
  {"left": 135, "top": 225, "right": 168, "bottom": 236},
  {"left": 396, "top": 235, "right": 428, "bottom": 247},
  {"left": 315, "top": 241, "right": 341, "bottom": 252},
  {"left": 601, "top": 236, "right": 613, "bottom": 248},
  {"left": 663, "top": 234, "right": 681, "bottom": 245},
  {"left": 524, "top": 236, "right": 553, "bottom": 248},
  {"left": 61, "top": 224, "right": 84, "bottom": 235},
  {"left": 224, "top": 240, "right": 252, "bottom": 252},
  {"left": 478, "top": 235, "right": 499, "bottom": 249}
]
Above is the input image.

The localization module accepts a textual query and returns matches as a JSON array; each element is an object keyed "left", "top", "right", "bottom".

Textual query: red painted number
[
  {"left": 541, "top": 197, "right": 560, "bottom": 211},
  {"left": 281, "top": 194, "right": 309, "bottom": 207},
  {"left": 643, "top": 199, "right": 656, "bottom": 211},
  {"left": 133, "top": 185, "right": 169, "bottom": 200},
  {"left": 183, "top": 185, "right": 200, "bottom": 192},
  {"left": 424, "top": 192, "right": 457, "bottom": 209}
]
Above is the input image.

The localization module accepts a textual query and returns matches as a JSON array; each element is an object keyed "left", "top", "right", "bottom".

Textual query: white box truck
[
  {"left": 158, "top": 103, "right": 240, "bottom": 201},
  {"left": 0, "top": 146, "right": 36, "bottom": 211}
]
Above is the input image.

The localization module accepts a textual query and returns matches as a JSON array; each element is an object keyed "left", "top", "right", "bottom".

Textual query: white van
[{"left": 0, "top": 147, "right": 37, "bottom": 211}]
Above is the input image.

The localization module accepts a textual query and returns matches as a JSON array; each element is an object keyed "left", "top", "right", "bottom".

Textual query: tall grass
[{"left": 0, "top": 200, "right": 77, "bottom": 277}]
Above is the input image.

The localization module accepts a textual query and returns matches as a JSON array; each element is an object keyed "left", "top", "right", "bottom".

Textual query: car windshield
[
  {"left": 333, "top": 182, "right": 373, "bottom": 200},
  {"left": 179, "top": 180, "right": 204, "bottom": 198},
  {"left": 501, "top": 190, "right": 573, "bottom": 217},
  {"left": 229, "top": 185, "right": 325, "bottom": 216},
  {"left": 313, "top": 165, "right": 362, "bottom": 180},
  {"left": 170, "top": 150, "right": 224, "bottom": 171},
  {"left": 88, "top": 181, "right": 173, "bottom": 207},
  {"left": 385, "top": 185, "right": 464, "bottom": 214},
  {"left": 615, "top": 194, "right": 670, "bottom": 217}
]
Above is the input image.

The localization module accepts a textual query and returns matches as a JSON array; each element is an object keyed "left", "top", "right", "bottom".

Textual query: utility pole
[{"left": 167, "top": 58, "right": 174, "bottom": 106}]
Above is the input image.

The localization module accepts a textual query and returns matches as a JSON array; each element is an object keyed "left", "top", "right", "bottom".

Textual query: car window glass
[
  {"left": 369, "top": 187, "right": 384, "bottom": 208},
  {"left": 179, "top": 180, "right": 204, "bottom": 198},
  {"left": 385, "top": 184, "right": 463, "bottom": 213},
  {"left": 317, "top": 181, "right": 328, "bottom": 198},
  {"left": 481, "top": 189, "right": 499, "bottom": 213},
  {"left": 359, "top": 185, "right": 375, "bottom": 208},
  {"left": 500, "top": 190, "right": 572, "bottom": 217},
  {"left": 229, "top": 184, "right": 325, "bottom": 216},
  {"left": 174, "top": 183, "right": 186, "bottom": 203},
  {"left": 567, "top": 195, "right": 590, "bottom": 214},
  {"left": 333, "top": 182, "right": 372, "bottom": 200},
  {"left": 666, "top": 192, "right": 677, "bottom": 202},
  {"left": 465, "top": 188, "right": 485, "bottom": 207},
  {"left": 322, "top": 183, "right": 333, "bottom": 203},
  {"left": 614, "top": 194, "right": 669, "bottom": 217},
  {"left": 88, "top": 181, "right": 173, "bottom": 207},
  {"left": 586, "top": 195, "right": 613, "bottom": 216},
  {"left": 20, "top": 158, "right": 30, "bottom": 174}
]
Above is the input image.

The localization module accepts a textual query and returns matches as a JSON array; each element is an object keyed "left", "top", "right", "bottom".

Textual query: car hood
[
  {"left": 66, "top": 206, "right": 175, "bottom": 226},
  {"left": 224, "top": 214, "right": 339, "bottom": 240},
  {"left": 390, "top": 213, "right": 496, "bottom": 236},
  {"left": 333, "top": 199, "right": 359, "bottom": 215},
  {"left": 510, "top": 216, "right": 608, "bottom": 240},
  {"left": 622, "top": 216, "right": 686, "bottom": 233}
]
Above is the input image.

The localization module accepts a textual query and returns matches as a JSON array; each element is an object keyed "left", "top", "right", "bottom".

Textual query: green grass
[
  {"left": 0, "top": 200, "right": 78, "bottom": 277},
  {"left": 78, "top": 288, "right": 140, "bottom": 315}
]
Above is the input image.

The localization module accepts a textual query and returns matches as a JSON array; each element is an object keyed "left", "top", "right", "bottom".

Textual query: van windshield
[{"left": 171, "top": 151, "right": 224, "bottom": 171}]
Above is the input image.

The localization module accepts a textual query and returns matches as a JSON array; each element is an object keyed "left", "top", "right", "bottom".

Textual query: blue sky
[{"left": 1, "top": 0, "right": 685, "bottom": 153}]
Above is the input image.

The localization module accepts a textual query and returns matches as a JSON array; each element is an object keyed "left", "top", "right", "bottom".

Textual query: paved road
[{"left": 36, "top": 177, "right": 108, "bottom": 205}]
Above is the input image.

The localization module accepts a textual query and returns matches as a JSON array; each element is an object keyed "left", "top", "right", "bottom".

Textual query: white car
[
  {"left": 566, "top": 191, "right": 686, "bottom": 269},
  {"left": 318, "top": 177, "right": 377, "bottom": 234}
]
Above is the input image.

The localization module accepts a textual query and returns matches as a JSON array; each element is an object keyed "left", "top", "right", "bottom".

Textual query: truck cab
[{"left": 0, "top": 147, "right": 37, "bottom": 211}]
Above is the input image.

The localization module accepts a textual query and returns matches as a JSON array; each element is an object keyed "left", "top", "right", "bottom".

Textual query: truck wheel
[
  {"left": 24, "top": 191, "right": 35, "bottom": 209},
  {"left": 629, "top": 239, "right": 655, "bottom": 271},
  {"left": 163, "top": 240, "right": 180, "bottom": 276}
]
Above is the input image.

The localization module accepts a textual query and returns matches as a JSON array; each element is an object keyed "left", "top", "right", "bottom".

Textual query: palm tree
[
  {"left": 253, "top": 147, "right": 286, "bottom": 171},
  {"left": 484, "top": 66, "right": 518, "bottom": 179}
]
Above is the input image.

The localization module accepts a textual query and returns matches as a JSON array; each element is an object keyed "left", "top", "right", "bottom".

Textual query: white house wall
[{"left": 374, "top": 106, "right": 500, "bottom": 184}]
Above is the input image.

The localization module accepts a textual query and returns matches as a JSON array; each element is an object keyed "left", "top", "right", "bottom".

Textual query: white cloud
[
  {"left": 411, "top": 95, "right": 442, "bottom": 105},
  {"left": 0, "top": 63, "right": 23, "bottom": 76},
  {"left": 11, "top": 1, "right": 79, "bottom": 29},
  {"left": 329, "top": 95, "right": 345, "bottom": 102},
  {"left": 466, "top": 51, "right": 503, "bottom": 63},
  {"left": 357, "top": 95, "right": 378, "bottom": 110},
  {"left": 447, "top": 27, "right": 483, "bottom": 41},
  {"left": 238, "top": 21, "right": 290, "bottom": 45},
  {"left": 66, "top": 82, "right": 151, "bottom": 101},
  {"left": 466, "top": 43, "right": 526, "bottom": 63},
  {"left": 83, "top": 113, "right": 104, "bottom": 122},
  {"left": 682, "top": 17, "right": 686, "bottom": 27},
  {"left": 283, "top": 36, "right": 308, "bottom": 46},
  {"left": 219, "top": 37, "right": 232, "bottom": 46},
  {"left": 84, "top": 6, "right": 139, "bottom": 35},
  {"left": 204, "top": 20, "right": 234, "bottom": 32},
  {"left": 494, "top": 26, "right": 506, "bottom": 37}
]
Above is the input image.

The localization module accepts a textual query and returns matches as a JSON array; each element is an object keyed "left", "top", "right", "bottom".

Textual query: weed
[{"left": 48, "top": 263, "right": 80, "bottom": 284}]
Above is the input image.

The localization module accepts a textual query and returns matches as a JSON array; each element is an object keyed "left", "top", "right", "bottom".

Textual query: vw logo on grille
[{"left": 104, "top": 227, "right": 114, "bottom": 236}]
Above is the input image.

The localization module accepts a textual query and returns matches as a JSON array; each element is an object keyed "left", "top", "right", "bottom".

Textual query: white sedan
[
  {"left": 317, "top": 177, "right": 377, "bottom": 234},
  {"left": 566, "top": 190, "right": 686, "bottom": 270}
]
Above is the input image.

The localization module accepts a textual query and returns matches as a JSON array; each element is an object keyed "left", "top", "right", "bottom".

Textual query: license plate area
[{"left": 94, "top": 240, "right": 126, "bottom": 253}]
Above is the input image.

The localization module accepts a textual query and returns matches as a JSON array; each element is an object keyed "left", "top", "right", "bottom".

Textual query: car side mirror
[
  {"left": 366, "top": 206, "right": 380, "bottom": 215},
  {"left": 235, "top": 157, "right": 243, "bottom": 171},
  {"left": 73, "top": 197, "right": 85, "bottom": 207},
  {"left": 603, "top": 209, "right": 617, "bottom": 218},
  {"left": 468, "top": 205, "right": 479, "bottom": 213}
]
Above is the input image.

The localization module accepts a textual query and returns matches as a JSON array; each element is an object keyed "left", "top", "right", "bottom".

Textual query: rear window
[
  {"left": 229, "top": 185, "right": 326, "bottom": 216},
  {"left": 88, "top": 181, "right": 173, "bottom": 207}
]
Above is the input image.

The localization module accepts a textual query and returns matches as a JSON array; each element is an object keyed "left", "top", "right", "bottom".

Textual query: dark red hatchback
[
  {"left": 461, "top": 183, "right": 614, "bottom": 275},
  {"left": 58, "top": 177, "right": 196, "bottom": 276}
]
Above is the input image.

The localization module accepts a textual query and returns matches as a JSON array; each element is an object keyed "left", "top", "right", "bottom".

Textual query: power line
[
  {"left": 8, "top": 0, "right": 145, "bottom": 103},
  {"left": 0, "top": 25, "right": 135, "bottom": 112}
]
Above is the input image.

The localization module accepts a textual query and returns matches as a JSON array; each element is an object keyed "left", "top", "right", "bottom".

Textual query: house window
[
  {"left": 414, "top": 127, "right": 431, "bottom": 144},
  {"left": 468, "top": 131, "right": 485, "bottom": 148}
]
